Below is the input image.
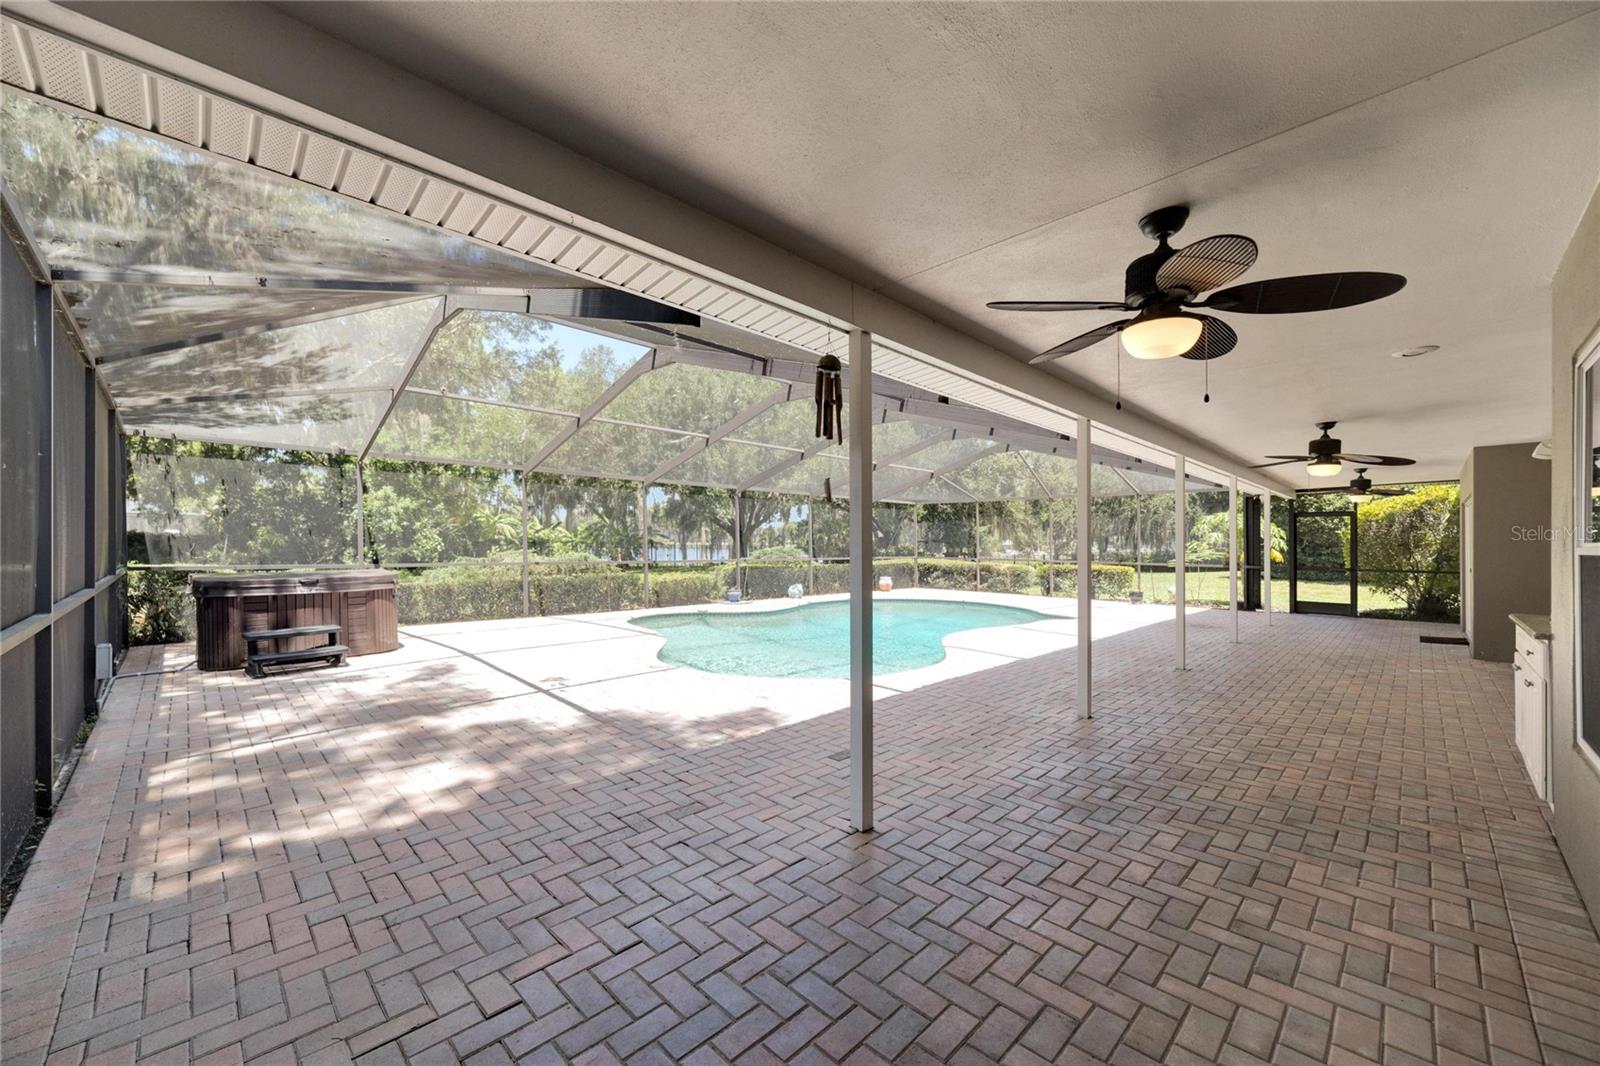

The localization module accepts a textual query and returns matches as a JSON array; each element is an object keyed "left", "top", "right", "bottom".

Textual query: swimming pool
[{"left": 632, "top": 598, "right": 1055, "bottom": 678}]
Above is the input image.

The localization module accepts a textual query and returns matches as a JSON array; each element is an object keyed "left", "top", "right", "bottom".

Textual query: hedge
[
  {"left": 126, "top": 557, "right": 1147, "bottom": 640},
  {"left": 1040, "top": 563, "right": 1138, "bottom": 599},
  {"left": 649, "top": 570, "right": 728, "bottom": 607},
  {"left": 916, "top": 559, "right": 983, "bottom": 591},
  {"left": 395, "top": 567, "right": 523, "bottom": 624},
  {"left": 395, "top": 565, "right": 728, "bottom": 622},
  {"left": 740, "top": 562, "right": 811, "bottom": 601},
  {"left": 916, "top": 559, "right": 1042, "bottom": 594}
]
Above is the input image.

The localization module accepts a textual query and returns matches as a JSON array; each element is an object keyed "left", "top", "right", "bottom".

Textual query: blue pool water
[{"left": 632, "top": 598, "right": 1053, "bottom": 678}]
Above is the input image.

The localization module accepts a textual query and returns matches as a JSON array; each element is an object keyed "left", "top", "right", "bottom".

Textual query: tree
[
  {"left": 1355, "top": 484, "right": 1461, "bottom": 620},
  {"left": 1184, "top": 506, "right": 1286, "bottom": 565}
]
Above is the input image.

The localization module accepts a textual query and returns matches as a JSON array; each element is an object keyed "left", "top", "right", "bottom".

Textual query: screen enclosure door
[{"left": 1290, "top": 507, "right": 1356, "bottom": 616}]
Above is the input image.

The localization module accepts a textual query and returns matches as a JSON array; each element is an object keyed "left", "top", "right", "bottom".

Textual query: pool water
[{"left": 632, "top": 598, "right": 1054, "bottom": 678}]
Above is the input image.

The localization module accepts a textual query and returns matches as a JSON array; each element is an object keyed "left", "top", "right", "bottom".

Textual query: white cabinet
[{"left": 1513, "top": 624, "right": 1551, "bottom": 803}]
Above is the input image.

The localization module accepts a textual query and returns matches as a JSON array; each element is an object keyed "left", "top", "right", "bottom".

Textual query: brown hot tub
[{"left": 191, "top": 570, "right": 399, "bottom": 671}]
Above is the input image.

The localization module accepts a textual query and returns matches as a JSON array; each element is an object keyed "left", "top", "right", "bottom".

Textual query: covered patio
[
  {"left": 0, "top": 80, "right": 1270, "bottom": 843},
  {"left": 2, "top": 5, "right": 1598, "bottom": 1066}
]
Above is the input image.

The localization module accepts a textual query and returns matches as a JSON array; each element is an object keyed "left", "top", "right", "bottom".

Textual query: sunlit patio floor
[{"left": 3, "top": 601, "right": 1597, "bottom": 1065}]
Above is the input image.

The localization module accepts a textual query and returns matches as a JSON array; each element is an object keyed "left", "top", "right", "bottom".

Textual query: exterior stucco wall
[
  {"left": 1461, "top": 443, "right": 1551, "bottom": 663},
  {"left": 1549, "top": 182, "right": 1600, "bottom": 921}
]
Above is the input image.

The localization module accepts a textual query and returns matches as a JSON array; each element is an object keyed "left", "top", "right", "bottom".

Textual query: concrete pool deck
[{"left": 390, "top": 590, "right": 1199, "bottom": 735}]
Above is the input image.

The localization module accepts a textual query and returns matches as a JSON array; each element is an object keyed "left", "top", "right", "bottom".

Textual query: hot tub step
[{"left": 246, "top": 644, "right": 349, "bottom": 679}]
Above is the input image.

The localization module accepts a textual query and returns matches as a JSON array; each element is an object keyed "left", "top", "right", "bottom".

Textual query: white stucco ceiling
[{"left": 275, "top": 1, "right": 1600, "bottom": 482}]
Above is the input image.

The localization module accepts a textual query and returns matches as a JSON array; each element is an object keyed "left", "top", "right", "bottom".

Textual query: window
[{"left": 1573, "top": 336, "right": 1600, "bottom": 765}]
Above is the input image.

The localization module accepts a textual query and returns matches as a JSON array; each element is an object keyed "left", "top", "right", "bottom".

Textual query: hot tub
[{"left": 191, "top": 570, "right": 398, "bottom": 671}]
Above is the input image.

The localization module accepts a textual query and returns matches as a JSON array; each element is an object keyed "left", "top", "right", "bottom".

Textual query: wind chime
[
  {"left": 815, "top": 351, "right": 844, "bottom": 502},
  {"left": 814, "top": 353, "right": 844, "bottom": 443}
]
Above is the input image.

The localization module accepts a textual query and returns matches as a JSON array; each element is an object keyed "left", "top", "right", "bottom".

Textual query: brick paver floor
[{"left": 3, "top": 608, "right": 1597, "bottom": 1064}]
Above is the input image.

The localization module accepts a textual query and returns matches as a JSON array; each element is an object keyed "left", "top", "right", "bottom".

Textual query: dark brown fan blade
[
  {"left": 1250, "top": 456, "right": 1313, "bottom": 469},
  {"left": 988, "top": 300, "right": 1128, "bottom": 312},
  {"left": 1201, "top": 272, "right": 1405, "bottom": 313},
  {"left": 1178, "top": 315, "right": 1237, "bottom": 361},
  {"left": 1028, "top": 320, "right": 1128, "bottom": 364},
  {"left": 1154, "top": 234, "right": 1258, "bottom": 295},
  {"left": 1372, "top": 488, "right": 1413, "bottom": 496},
  {"left": 1335, "top": 453, "right": 1415, "bottom": 466}
]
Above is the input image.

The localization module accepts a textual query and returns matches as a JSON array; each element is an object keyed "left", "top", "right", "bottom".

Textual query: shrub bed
[
  {"left": 127, "top": 569, "right": 194, "bottom": 645},
  {"left": 741, "top": 563, "right": 811, "bottom": 601},
  {"left": 649, "top": 569, "right": 729, "bottom": 607},
  {"left": 396, "top": 567, "right": 523, "bottom": 624},
  {"left": 1040, "top": 563, "right": 1137, "bottom": 599},
  {"left": 128, "top": 557, "right": 1149, "bottom": 638},
  {"left": 538, "top": 570, "right": 647, "bottom": 615},
  {"left": 916, "top": 559, "right": 981, "bottom": 591},
  {"left": 977, "top": 561, "right": 1042, "bottom": 595}
]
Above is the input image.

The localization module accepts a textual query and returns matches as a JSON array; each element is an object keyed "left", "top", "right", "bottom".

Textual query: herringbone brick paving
[{"left": 4, "top": 608, "right": 1598, "bottom": 1064}]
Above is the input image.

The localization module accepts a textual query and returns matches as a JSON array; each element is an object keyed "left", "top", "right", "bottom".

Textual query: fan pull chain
[
  {"left": 1203, "top": 359, "right": 1210, "bottom": 404},
  {"left": 1115, "top": 338, "right": 1122, "bottom": 410}
]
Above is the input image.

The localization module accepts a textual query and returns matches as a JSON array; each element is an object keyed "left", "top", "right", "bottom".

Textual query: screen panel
[
  {"left": 59, "top": 283, "right": 404, "bottom": 362},
  {"left": 53, "top": 331, "right": 88, "bottom": 600},
  {"left": 1, "top": 233, "right": 44, "bottom": 626},
  {"left": 1, "top": 95, "right": 579, "bottom": 289},
  {"left": 409, "top": 312, "right": 651, "bottom": 412},
  {"left": 664, "top": 441, "right": 797, "bottom": 489},
  {"left": 127, "top": 451, "right": 358, "bottom": 566},
  {"left": 100, "top": 297, "right": 441, "bottom": 403},
  {"left": 118, "top": 390, "right": 393, "bottom": 453},
  {"left": 601, "top": 363, "right": 784, "bottom": 437},
  {"left": 363, "top": 464, "right": 524, "bottom": 565},
  {"left": 539, "top": 420, "right": 700, "bottom": 481},
  {"left": 372, "top": 392, "right": 571, "bottom": 468}
]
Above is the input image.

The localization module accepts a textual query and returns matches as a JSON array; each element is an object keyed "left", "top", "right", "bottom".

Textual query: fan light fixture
[
  {"left": 1348, "top": 491, "right": 1374, "bottom": 504},
  {"left": 1121, "top": 311, "right": 1204, "bottom": 360},
  {"left": 1307, "top": 458, "right": 1343, "bottom": 478},
  {"left": 996, "top": 205, "right": 1408, "bottom": 371}
]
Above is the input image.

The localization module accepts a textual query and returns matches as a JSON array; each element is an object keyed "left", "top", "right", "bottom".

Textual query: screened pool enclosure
[
  {"left": 2, "top": 78, "right": 1282, "bottom": 864},
  {"left": 1, "top": 91, "right": 1251, "bottom": 637}
]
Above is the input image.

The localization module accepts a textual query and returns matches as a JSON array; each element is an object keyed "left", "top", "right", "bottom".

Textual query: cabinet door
[
  {"left": 1513, "top": 667, "right": 1529, "bottom": 756},
  {"left": 1530, "top": 675, "right": 1548, "bottom": 801},
  {"left": 1516, "top": 673, "right": 1545, "bottom": 799}
]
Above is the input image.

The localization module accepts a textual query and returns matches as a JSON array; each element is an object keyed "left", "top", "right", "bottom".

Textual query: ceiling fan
[
  {"left": 1252, "top": 421, "right": 1415, "bottom": 480},
  {"left": 1297, "top": 468, "right": 1413, "bottom": 504},
  {"left": 987, "top": 204, "right": 1406, "bottom": 365}
]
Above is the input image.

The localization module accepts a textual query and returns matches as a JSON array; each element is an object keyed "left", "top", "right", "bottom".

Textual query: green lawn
[{"left": 1127, "top": 570, "right": 1404, "bottom": 612}]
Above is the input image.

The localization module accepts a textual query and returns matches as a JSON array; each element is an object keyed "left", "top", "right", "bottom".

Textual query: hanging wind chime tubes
[{"left": 814, "top": 354, "right": 844, "bottom": 444}]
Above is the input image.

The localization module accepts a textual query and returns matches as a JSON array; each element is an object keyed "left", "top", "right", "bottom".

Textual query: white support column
[
  {"left": 1175, "top": 454, "right": 1187, "bottom": 671},
  {"left": 1229, "top": 474, "right": 1240, "bottom": 643},
  {"left": 1076, "top": 415, "right": 1092, "bottom": 720},
  {"left": 848, "top": 329, "right": 874, "bottom": 832},
  {"left": 1264, "top": 493, "right": 1273, "bottom": 625}
]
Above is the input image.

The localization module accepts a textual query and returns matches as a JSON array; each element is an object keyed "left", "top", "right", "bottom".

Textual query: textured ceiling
[{"left": 266, "top": 3, "right": 1599, "bottom": 479}]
